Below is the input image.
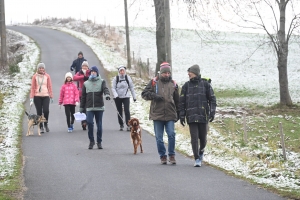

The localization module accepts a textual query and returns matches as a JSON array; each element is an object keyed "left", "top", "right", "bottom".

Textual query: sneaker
[
  {"left": 194, "top": 159, "right": 201, "bottom": 167},
  {"left": 169, "top": 155, "right": 176, "bottom": 164},
  {"left": 126, "top": 126, "right": 131, "bottom": 131},
  {"left": 160, "top": 156, "right": 167, "bottom": 165},
  {"left": 88, "top": 141, "right": 95, "bottom": 149},
  {"left": 70, "top": 124, "right": 74, "bottom": 130},
  {"left": 44, "top": 124, "right": 50, "bottom": 132},
  {"left": 68, "top": 128, "right": 72, "bottom": 133},
  {"left": 97, "top": 143, "right": 103, "bottom": 149},
  {"left": 120, "top": 125, "right": 124, "bottom": 131},
  {"left": 40, "top": 127, "right": 44, "bottom": 133}
]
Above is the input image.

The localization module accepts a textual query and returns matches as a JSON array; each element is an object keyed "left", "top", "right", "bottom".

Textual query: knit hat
[
  {"left": 65, "top": 72, "right": 73, "bottom": 80},
  {"left": 118, "top": 65, "right": 126, "bottom": 72},
  {"left": 160, "top": 62, "right": 171, "bottom": 74},
  {"left": 78, "top": 51, "right": 83, "bottom": 56},
  {"left": 37, "top": 63, "right": 45, "bottom": 70},
  {"left": 82, "top": 61, "right": 89, "bottom": 68},
  {"left": 90, "top": 66, "right": 99, "bottom": 76},
  {"left": 187, "top": 64, "right": 200, "bottom": 76}
]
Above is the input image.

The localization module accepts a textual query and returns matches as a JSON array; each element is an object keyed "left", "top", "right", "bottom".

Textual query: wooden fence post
[{"left": 279, "top": 122, "right": 287, "bottom": 160}]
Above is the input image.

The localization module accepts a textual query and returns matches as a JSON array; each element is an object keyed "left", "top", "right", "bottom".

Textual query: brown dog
[
  {"left": 25, "top": 111, "right": 47, "bottom": 136},
  {"left": 128, "top": 118, "right": 143, "bottom": 154}
]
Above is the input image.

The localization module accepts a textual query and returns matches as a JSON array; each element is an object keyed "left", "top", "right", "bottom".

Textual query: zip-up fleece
[
  {"left": 80, "top": 76, "right": 110, "bottom": 111},
  {"left": 58, "top": 82, "right": 80, "bottom": 105},
  {"left": 30, "top": 72, "right": 53, "bottom": 98},
  {"left": 179, "top": 75, "right": 216, "bottom": 124},
  {"left": 141, "top": 77, "right": 179, "bottom": 121}
]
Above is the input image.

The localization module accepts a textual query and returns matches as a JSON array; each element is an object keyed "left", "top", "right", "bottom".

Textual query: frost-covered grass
[{"left": 1, "top": 19, "right": 300, "bottom": 199}]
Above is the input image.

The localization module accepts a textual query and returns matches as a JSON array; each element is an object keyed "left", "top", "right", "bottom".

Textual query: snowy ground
[{"left": 1, "top": 21, "right": 299, "bottom": 195}]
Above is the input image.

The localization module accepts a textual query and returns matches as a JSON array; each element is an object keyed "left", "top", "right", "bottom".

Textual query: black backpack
[{"left": 116, "top": 75, "right": 130, "bottom": 95}]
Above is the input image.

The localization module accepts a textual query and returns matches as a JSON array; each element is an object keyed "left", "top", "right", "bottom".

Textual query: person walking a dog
[
  {"left": 179, "top": 64, "right": 217, "bottom": 167},
  {"left": 111, "top": 65, "right": 137, "bottom": 131},
  {"left": 59, "top": 72, "right": 80, "bottom": 133},
  {"left": 80, "top": 66, "right": 111, "bottom": 150},
  {"left": 73, "top": 61, "right": 90, "bottom": 130},
  {"left": 141, "top": 62, "right": 179, "bottom": 165},
  {"left": 30, "top": 63, "right": 53, "bottom": 133}
]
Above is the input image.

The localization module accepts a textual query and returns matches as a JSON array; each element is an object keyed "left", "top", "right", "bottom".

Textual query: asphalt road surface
[{"left": 8, "top": 26, "right": 285, "bottom": 200}]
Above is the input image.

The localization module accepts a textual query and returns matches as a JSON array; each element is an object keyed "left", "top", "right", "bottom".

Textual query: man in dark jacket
[
  {"left": 141, "top": 62, "right": 179, "bottom": 165},
  {"left": 70, "top": 51, "right": 87, "bottom": 74},
  {"left": 80, "top": 66, "right": 111, "bottom": 150},
  {"left": 179, "top": 64, "right": 217, "bottom": 167}
]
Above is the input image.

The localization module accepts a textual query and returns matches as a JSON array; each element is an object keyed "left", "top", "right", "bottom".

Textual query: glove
[
  {"left": 30, "top": 98, "right": 33, "bottom": 106},
  {"left": 180, "top": 118, "right": 186, "bottom": 126},
  {"left": 105, "top": 96, "right": 111, "bottom": 101},
  {"left": 209, "top": 115, "right": 215, "bottom": 122},
  {"left": 154, "top": 94, "right": 164, "bottom": 102},
  {"left": 133, "top": 99, "right": 136, "bottom": 102},
  {"left": 70, "top": 67, "right": 74, "bottom": 71},
  {"left": 79, "top": 108, "right": 84, "bottom": 113},
  {"left": 83, "top": 76, "right": 89, "bottom": 81},
  {"left": 50, "top": 98, "right": 54, "bottom": 104},
  {"left": 75, "top": 102, "right": 79, "bottom": 106}
]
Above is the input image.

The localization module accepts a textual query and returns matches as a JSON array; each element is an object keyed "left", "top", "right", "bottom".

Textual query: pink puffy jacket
[{"left": 58, "top": 82, "right": 80, "bottom": 105}]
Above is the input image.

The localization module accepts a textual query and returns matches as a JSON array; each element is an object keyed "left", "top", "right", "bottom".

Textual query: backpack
[{"left": 201, "top": 77, "right": 212, "bottom": 83}]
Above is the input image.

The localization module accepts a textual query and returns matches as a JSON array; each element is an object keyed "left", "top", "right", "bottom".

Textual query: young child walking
[{"left": 59, "top": 72, "right": 80, "bottom": 132}]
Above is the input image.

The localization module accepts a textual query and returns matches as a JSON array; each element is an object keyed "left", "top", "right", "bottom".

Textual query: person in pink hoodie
[
  {"left": 73, "top": 61, "right": 90, "bottom": 130},
  {"left": 59, "top": 72, "right": 80, "bottom": 132}
]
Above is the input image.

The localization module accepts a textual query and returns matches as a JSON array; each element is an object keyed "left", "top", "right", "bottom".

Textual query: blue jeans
[
  {"left": 153, "top": 120, "right": 176, "bottom": 158},
  {"left": 86, "top": 110, "right": 104, "bottom": 143}
]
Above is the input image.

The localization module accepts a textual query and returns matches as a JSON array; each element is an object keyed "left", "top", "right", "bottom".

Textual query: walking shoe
[
  {"left": 97, "top": 143, "right": 103, "bottom": 149},
  {"left": 68, "top": 128, "right": 72, "bottom": 133},
  {"left": 40, "top": 127, "right": 44, "bottom": 133},
  {"left": 126, "top": 126, "right": 131, "bottom": 131},
  {"left": 88, "top": 141, "right": 95, "bottom": 149},
  {"left": 194, "top": 159, "right": 201, "bottom": 167},
  {"left": 70, "top": 124, "right": 74, "bottom": 130},
  {"left": 44, "top": 124, "right": 50, "bottom": 132},
  {"left": 169, "top": 155, "right": 176, "bottom": 164},
  {"left": 120, "top": 125, "right": 124, "bottom": 131},
  {"left": 160, "top": 156, "right": 167, "bottom": 165}
]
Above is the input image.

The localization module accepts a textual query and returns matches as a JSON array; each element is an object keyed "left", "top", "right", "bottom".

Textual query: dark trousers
[
  {"left": 64, "top": 104, "right": 75, "bottom": 128},
  {"left": 34, "top": 96, "right": 50, "bottom": 128},
  {"left": 188, "top": 123, "right": 207, "bottom": 160},
  {"left": 114, "top": 98, "right": 130, "bottom": 126}
]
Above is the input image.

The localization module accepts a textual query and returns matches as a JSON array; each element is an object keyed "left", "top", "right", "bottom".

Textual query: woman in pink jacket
[
  {"left": 73, "top": 61, "right": 90, "bottom": 130},
  {"left": 59, "top": 72, "right": 80, "bottom": 132}
]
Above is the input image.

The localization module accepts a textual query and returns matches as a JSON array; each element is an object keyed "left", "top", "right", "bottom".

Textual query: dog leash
[{"left": 109, "top": 100, "right": 125, "bottom": 124}]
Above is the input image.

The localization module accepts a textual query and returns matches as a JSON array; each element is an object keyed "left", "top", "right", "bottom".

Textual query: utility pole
[
  {"left": 0, "top": 0, "right": 7, "bottom": 69},
  {"left": 164, "top": 0, "right": 172, "bottom": 69},
  {"left": 124, "top": 0, "right": 131, "bottom": 69}
]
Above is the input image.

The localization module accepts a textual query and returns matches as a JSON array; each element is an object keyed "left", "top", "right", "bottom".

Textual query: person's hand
[
  {"left": 180, "top": 118, "right": 185, "bottom": 126},
  {"left": 84, "top": 76, "right": 89, "bottom": 81},
  {"left": 30, "top": 98, "right": 33, "bottom": 106},
  {"left": 70, "top": 67, "right": 74, "bottom": 71},
  {"left": 154, "top": 94, "right": 164, "bottom": 101},
  {"left": 133, "top": 99, "right": 136, "bottom": 102},
  {"left": 209, "top": 115, "right": 214, "bottom": 122},
  {"left": 105, "top": 96, "right": 111, "bottom": 101},
  {"left": 79, "top": 108, "right": 84, "bottom": 113},
  {"left": 75, "top": 102, "right": 79, "bottom": 106},
  {"left": 50, "top": 98, "right": 54, "bottom": 104}
]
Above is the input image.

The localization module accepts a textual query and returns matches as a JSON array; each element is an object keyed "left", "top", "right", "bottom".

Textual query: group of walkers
[{"left": 29, "top": 51, "right": 217, "bottom": 167}]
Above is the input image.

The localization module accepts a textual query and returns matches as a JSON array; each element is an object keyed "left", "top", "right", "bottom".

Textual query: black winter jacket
[
  {"left": 70, "top": 57, "right": 87, "bottom": 73},
  {"left": 179, "top": 76, "right": 216, "bottom": 124}
]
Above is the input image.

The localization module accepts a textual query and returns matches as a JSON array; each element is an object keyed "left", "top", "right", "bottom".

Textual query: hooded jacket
[
  {"left": 141, "top": 76, "right": 179, "bottom": 121},
  {"left": 111, "top": 73, "right": 136, "bottom": 99},
  {"left": 179, "top": 75, "right": 217, "bottom": 124},
  {"left": 58, "top": 82, "right": 80, "bottom": 105}
]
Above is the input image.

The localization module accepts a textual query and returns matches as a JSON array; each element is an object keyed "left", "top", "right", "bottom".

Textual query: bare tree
[{"left": 187, "top": 0, "right": 300, "bottom": 105}]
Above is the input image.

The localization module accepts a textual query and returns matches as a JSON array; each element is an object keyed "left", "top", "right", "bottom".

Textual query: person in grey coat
[
  {"left": 179, "top": 64, "right": 217, "bottom": 167},
  {"left": 111, "top": 65, "right": 137, "bottom": 131}
]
